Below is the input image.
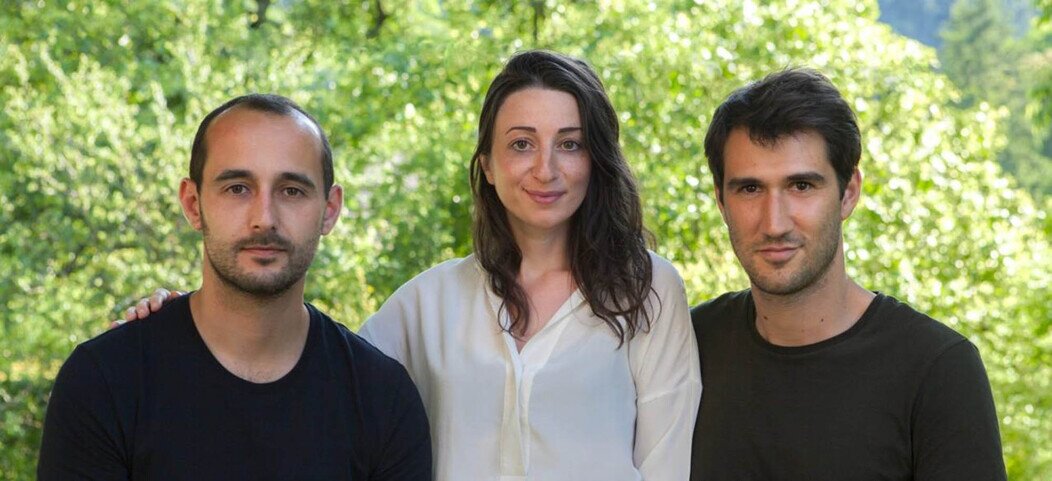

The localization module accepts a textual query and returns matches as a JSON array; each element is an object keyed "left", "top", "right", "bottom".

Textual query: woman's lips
[{"left": 525, "top": 189, "right": 565, "bottom": 204}]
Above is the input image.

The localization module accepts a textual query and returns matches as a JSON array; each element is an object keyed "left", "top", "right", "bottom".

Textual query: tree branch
[
  {"left": 251, "top": 0, "right": 271, "bottom": 29},
  {"left": 367, "top": 0, "right": 389, "bottom": 38},
  {"left": 532, "top": 0, "right": 544, "bottom": 44}
]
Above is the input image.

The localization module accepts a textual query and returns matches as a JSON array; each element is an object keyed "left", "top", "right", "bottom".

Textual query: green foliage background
[{"left": 1, "top": 0, "right": 1048, "bottom": 478}]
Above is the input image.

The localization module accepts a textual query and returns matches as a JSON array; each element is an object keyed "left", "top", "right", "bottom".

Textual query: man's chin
[
  {"left": 218, "top": 271, "right": 304, "bottom": 298},
  {"left": 748, "top": 272, "right": 809, "bottom": 297},
  {"left": 234, "top": 281, "right": 298, "bottom": 298}
]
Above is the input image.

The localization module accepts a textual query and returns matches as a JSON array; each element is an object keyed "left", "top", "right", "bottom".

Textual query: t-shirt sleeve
[
  {"left": 369, "top": 367, "right": 432, "bottom": 481},
  {"left": 629, "top": 256, "right": 703, "bottom": 480},
  {"left": 37, "top": 345, "right": 130, "bottom": 480},
  {"left": 911, "top": 340, "right": 1007, "bottom": 481}
]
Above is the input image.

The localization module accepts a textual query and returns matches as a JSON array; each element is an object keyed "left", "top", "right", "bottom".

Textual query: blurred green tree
[
  {"left": 1031, "top": 0, "right": 1052, "bottom": 137},
  {"left": 939, "top": 0, "right": 1052, "bottom": 200},
  {"left": 1, "top": 0, "right": 1048, "bottom": 478}
]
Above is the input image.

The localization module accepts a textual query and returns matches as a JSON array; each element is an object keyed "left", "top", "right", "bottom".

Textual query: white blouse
[{"left": 358, "top": 252, "right": 701, "bottom": 481}]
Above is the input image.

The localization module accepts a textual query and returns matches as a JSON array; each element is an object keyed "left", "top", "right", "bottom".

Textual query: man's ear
[
  {"left": 480, "top": 155, "right": 495, "bottom": 185},
  {"left": 320, "top": 184, "right": 344, "bottom": 235},
  {"left": 840, "top": 168, "right": 862, "bottom": 220},
  {"left": 179, "top": 178, "right": 203, "bottom": 230},
  {"left": 714, "top": 184, "right": 727, "bottom": 221}
]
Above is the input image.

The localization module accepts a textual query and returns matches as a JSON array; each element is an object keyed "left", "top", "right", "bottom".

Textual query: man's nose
[
  {"left": 250, "top": 193, "right": 277, "bottom": 231},
  {"left": 760, "top": 191, "right": 793, "bottom": 238}
]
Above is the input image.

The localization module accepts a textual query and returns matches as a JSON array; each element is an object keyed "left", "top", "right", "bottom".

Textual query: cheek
[{"left": 568, "top": 157, "right": 591, "bottom": 190}]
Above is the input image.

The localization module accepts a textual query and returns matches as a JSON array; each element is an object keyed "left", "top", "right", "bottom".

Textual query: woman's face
[{"left": 482, "top": 88, "right": 591, "bottom": 241}]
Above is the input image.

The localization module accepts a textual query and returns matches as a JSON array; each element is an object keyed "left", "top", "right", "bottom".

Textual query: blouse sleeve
[
  {"left": 630, "top": 255, "right": 703, "bottom": 480},
  {"left": 358, "top": 283, "right": 417, "bottom": 366}
]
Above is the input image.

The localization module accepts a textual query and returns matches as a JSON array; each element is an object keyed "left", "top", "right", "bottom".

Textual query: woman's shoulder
[
  {"left": 390, "top": 254, "right": 482, "bottom": 297},
  {"left": 646, "top": 250, "right": 685, "bottom": 287},
  {"left": 362, "top": 255, "right": 482, "bottom": 339}
]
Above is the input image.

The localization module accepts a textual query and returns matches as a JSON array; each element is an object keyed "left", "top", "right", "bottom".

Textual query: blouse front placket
[{"left": 486, "top": 286, "right": 584, "bottom": 481}]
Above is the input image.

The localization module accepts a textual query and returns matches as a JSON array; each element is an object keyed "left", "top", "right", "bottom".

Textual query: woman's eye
[
  {"left": 559, "top": 140, "right": 581, "bottom": 151},
  {"left": 511, "top": 140, "right": 531, "bottom": 151}
]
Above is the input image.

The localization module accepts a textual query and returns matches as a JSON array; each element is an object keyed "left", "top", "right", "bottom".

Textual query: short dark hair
[
  {"left": 189, "top": 93, "right": 334, "bottom": 193},
  {"left": 469, "top": 50, "right": 654, "bottom": 345},
  {"left": 704, "top": 68, "right": 861, "bottom": 199}
]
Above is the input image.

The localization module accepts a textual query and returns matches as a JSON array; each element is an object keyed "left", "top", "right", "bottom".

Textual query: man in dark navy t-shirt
[{"left": 38, "top": 94, "right": 431, "bottom": 480}]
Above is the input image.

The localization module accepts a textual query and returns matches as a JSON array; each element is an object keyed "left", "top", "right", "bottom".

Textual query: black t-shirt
[
  {"left": 690, "top": 290, "right": 1006, "bottom": 481},
  {"left": 38, "top": 295, "right": 431, "bottom": 480}
]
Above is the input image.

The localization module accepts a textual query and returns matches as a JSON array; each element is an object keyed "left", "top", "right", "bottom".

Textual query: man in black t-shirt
[
  {"left": 38, "top": 94, "right": 431, "bottom": 480},
  {"left": 691, "top": 69, "right": 1006, "bottom": 480}
]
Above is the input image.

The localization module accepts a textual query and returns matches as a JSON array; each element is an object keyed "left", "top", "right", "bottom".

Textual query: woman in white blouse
[
  {"left": 125, "top": 50, "right": 701, "bottom": 480},
  {"left": 358, "top": 50, "right": 700, "bottom": 480}
]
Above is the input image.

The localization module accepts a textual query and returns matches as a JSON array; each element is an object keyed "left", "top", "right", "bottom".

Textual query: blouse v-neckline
[{"left": 482, "top": 272, "right": 585, "bottom": 478}]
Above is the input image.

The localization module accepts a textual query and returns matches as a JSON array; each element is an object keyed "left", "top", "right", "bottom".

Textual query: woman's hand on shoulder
[{"left": 110, "top": 288, "right": 187, "bottom": 328}]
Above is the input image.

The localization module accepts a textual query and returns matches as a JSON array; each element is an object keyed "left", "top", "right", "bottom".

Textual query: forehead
[
  {"left": 202, "top": 107, "right": 324, "bottom": 179},
  {"left": 495, "top": 88, "right": 580, "bottom": 129},
  {"left": 722, "top": 128, "right": 833, "bottom": 180}
]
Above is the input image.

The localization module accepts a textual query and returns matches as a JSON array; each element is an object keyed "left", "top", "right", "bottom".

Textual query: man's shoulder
[
  {"left": 690, "top": 289, "right": 750, "bottom": 330},
  {"left": 70, "top": 296, "right": 191, "bottom": 373},
  {"left": 50, "top": 297, "right": 192, "bottom": 415},
  {"left": 867, "top": 293, "right": 968, "bottom": 351},
  {"left": 312, "top": 307, "right": 415, "bottom": 380}
]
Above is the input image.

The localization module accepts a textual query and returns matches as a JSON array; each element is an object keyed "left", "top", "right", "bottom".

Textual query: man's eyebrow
[
  {"left": 725, "top": 177, "right": 762, "bottom": 189},
  {"left": 212, "top": 170, "right": 316, "bottom": 191},
  {"left": 213, "top": 169, "right": 253, "bottom": 182},
  {"left": 786, "top": 172, "right": 828, "bottom": 184},
  {"left": 279, "top": 172, "right": 317, "bottom": 190}
]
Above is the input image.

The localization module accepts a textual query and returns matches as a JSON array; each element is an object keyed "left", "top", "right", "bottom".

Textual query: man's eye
[
  {"left": 284, "top": 187, "right": 304, "bottom": 197},
  {"left": 742, "top": 185, "right": 759, "bottom": 193},
  {"left": 228, "top": 185, "right": 248, "bottom": 195},
  {"left": 793, "top": 182, "right": 813, "bottom": 191}
]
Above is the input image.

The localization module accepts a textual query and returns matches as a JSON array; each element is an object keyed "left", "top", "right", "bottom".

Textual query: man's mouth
[
  {"left": 757, "top": 245, "right": 800, "bottom": 263},
  {"left": 241, "top": 245, "right": 287, "bottom": 255}
]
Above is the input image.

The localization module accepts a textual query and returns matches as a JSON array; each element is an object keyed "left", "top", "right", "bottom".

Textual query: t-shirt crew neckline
[
  {"left": 180, "top": 292, "right": 320, "bottom": 391},
  {"left": 744, "top": 290, "right": 885, "bottom": 355}
]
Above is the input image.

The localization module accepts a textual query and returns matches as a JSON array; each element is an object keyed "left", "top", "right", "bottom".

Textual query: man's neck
[
  {"left": 189, "top": 276, "right": 310, "bottom": 383},
  {"left": 751, "top": 264, "right": 875, "bottom": 347}
]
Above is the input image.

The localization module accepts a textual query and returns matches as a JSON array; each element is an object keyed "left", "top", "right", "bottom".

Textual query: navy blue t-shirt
[{"left": 38, "top": 295, "right": 431, "bottom": 480}]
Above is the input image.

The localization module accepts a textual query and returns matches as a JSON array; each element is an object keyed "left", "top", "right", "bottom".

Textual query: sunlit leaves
[{"left": 0, "top": 0, "right": 1048, "bottom": 478}]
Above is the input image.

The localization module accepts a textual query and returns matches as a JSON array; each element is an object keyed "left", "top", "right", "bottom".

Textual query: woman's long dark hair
[{"left": 469, "top": 50, "right": 654, "bottom": 345}]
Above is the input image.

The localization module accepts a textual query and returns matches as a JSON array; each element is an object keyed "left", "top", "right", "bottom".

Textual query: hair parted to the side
[
  {"left": 190, "top": 93, "right": 334, "bottom": 193},
  {"left": 469, "top": 50, "right": 655, "bottom": 346},
  {"left": 704, "top": 67, "right": 861, "bottom": 200}
]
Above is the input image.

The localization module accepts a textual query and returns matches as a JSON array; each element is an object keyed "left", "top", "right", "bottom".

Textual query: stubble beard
[
  {"left": 201, "top": 218, "right": 320, "bottom": 299},
  {"left": 730, "top": 214, "right": 842, "bottom": 298}
]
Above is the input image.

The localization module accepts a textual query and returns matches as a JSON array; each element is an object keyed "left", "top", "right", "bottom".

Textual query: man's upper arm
[
  {"left": 38, "top": 345, "right": 129, "bottom": 481},
  {"left": 912, "top": 340, "right": 1007, "bottom": 481},
  {"left": 369, "top": 368, "right": 432, "bottom": 481}
]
